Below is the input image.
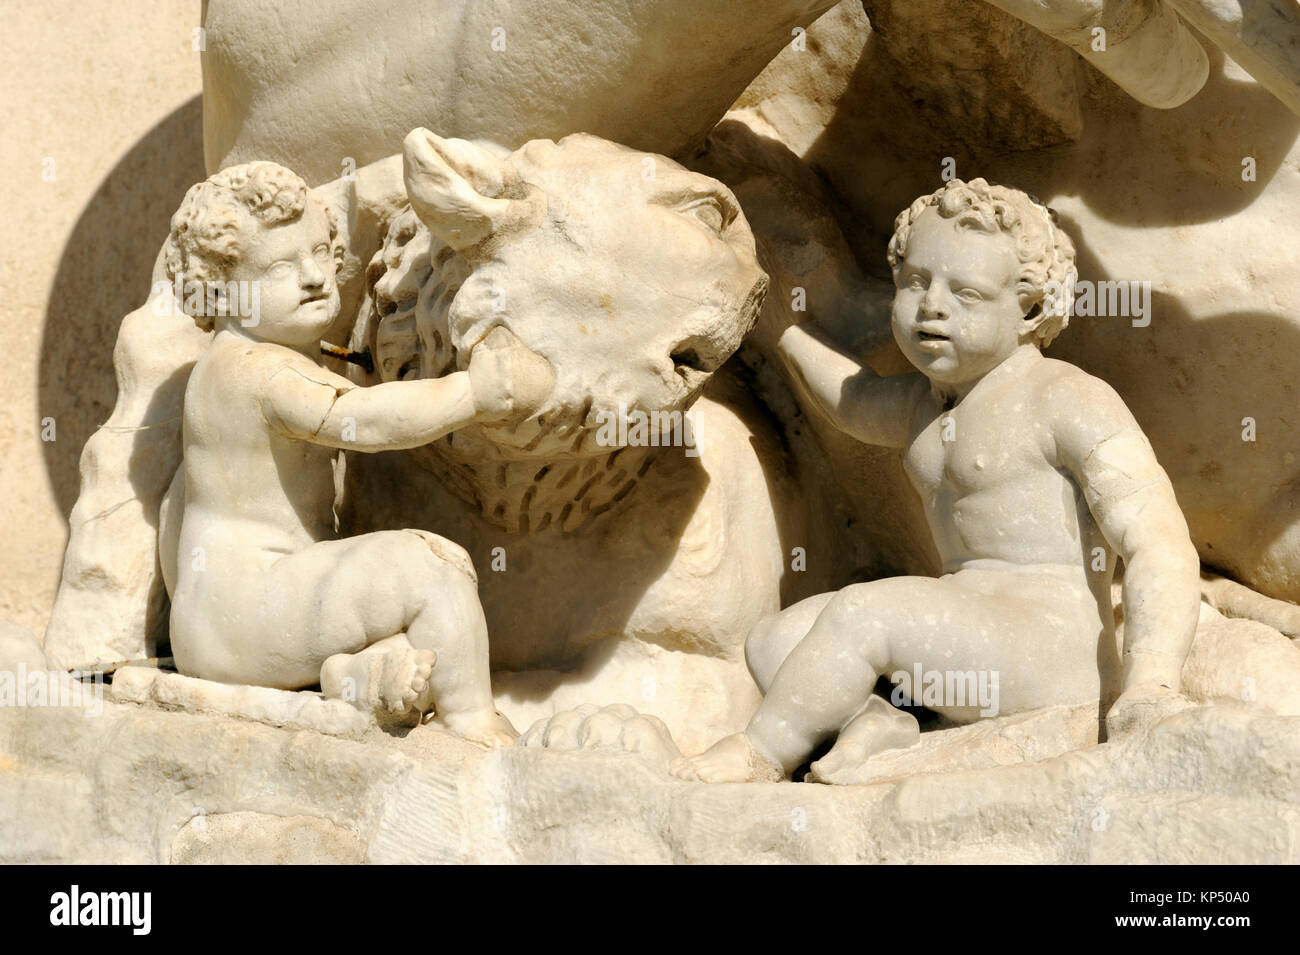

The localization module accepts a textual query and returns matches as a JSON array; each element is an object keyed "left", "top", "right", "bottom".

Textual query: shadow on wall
[
  {"left": 39, "top": 94, "right": 205, "bottom": 519},
  {"left": 1053, "top": 229, "right": 1300, "bottom": 600}
]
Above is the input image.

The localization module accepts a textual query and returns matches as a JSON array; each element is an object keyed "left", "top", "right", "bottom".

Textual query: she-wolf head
[{"left": 361, "top": 128, "right": 768, "bottom": 461}]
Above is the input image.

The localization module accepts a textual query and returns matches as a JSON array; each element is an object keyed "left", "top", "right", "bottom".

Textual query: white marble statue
[
  {"left": 157, "top": 160, "right": 550, "bottom": 744},
  {"left": 16, "top": 0, "right": 1300, "bottom": 866},
  {"left": 346, "top": 128, "right": 782, "bottom": 746},
  {"left": 674, "top": 179, "right": 1201, "bottom": 783}
]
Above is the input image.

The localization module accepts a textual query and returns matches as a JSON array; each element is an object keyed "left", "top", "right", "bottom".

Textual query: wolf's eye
[{"left": 683, "top": 198, "right": 726, "bottom": 235}]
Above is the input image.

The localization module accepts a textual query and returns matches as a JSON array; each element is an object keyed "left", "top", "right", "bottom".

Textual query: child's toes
[
  {"left": 413, "top": 657, "right": 435, "bottom": 689},
  {"left": 669, "top": 756, "right": 700, "bottom": 781}
]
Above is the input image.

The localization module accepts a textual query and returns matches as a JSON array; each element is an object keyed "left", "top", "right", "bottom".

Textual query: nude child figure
[
  {"left": 673, "top": 178, "right": 1200, "bottom": 783},
  {"left": 159, "top": 161, "right": 552, "bottom": 745}
]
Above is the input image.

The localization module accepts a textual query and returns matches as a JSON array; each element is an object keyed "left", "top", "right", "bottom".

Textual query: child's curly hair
[
  {"left": 887, "top": 178, "right": 1077, "bottom": 347},
  {"left": 163, "top": 161, "right": 338, "bottom": 330}
]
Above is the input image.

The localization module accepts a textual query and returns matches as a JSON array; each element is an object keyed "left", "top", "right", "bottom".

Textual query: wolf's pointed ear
[{"left": 402, "top": 128, "right": 537, "bottom": 254}]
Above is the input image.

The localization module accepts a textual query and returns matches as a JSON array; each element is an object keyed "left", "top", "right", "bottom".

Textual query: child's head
[
  {"left": 887, "top": 178, "right": 1076, "bottom": 387},
  {"left": 164, "top": 161, "right": 340, "bottom": 342}
]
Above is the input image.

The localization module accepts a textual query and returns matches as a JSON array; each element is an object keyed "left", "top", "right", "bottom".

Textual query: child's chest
[{"left": 902, "top": 395, "right": 1051, "bottom": 498}]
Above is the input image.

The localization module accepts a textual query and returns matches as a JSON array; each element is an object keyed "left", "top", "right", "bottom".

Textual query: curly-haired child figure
[
  {"left": 673, "top": 179, "right": 1200, "bottom": 783},
  {"left": 160, "top": 161, "right": 551, "bottom": 745}
]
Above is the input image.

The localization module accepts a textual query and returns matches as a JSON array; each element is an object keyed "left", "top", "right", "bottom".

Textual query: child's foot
[
  {"left": 669, "top": 733, "right": 784, "bottom": 783},
  {"left": 807, "top": 695, "right": 920, "bottom": 784},
  {"left": 321, "top": 647, "right": 437, "bottom": 717},
  {"left": 431, "top": 707, "right": 519, "bottom": 748}
]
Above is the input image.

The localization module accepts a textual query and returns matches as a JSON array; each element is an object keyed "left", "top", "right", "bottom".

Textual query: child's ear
[
  {"left": 1020, "top": 296, "right": 1048, "bottom": 338},
  {"left": 402, "top": 128, "right": 539, "bottom": 255},
  {"left": 318, "top": 202, "right": 346, "bottom": 274}
]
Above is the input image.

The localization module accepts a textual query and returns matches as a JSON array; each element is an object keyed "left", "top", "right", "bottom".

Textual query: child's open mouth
[{"left": 917, "top": 330, "right": 949, "bottom": 342}]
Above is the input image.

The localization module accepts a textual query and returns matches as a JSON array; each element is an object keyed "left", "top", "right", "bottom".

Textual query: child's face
[
  {"left": 228, "top": 200, "right": 339, "bottom": 345},
  {"left": 891, "top": 210, "right": 1028, "bottom": 388}
]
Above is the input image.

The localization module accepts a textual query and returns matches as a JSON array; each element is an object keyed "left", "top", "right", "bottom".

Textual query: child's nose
[
  {"left": 920, "top": 286, "right": 949, "bottom": 318},
  {"left": 300, "top": 255, "right": 325, "bottom": 287}
]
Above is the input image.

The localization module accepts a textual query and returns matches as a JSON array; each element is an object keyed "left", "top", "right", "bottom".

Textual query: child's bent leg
[
  {"left": 676, "top": 573, "right": 1092, "bottom": 782},
  {"left": 276, "top": 529, "right": 513, "bottom": 745},
  {"left": 745, "top": 592, "right": 835, "bottom": 694},
  {"left": 674, "top": 581, "right": 898, "bottom": 783},
  {"left": 750, "top": 581, "right": 900, "bottom": 776},
  {"left": 395, "top": 530, "right": 517, "bottom": 747},
  {"left": 807, "top": 694, "right": 920, "bottom": 783}
]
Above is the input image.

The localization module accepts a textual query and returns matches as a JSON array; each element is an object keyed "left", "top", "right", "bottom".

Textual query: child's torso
[
  {"left": 177, "top": 339, "right": 339, "bottom": 577},
  {"left": 902, "top": 360, "right": 1108, "bottom": 580}
]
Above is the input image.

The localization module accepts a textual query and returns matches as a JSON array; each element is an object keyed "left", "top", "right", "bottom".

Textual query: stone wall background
[{"left": 0, "top": 1, "right": 203, "bottom": 635}]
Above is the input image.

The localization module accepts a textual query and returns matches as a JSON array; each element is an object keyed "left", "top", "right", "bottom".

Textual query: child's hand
[{"left": 467, "top": 326, "right": 554, "bottom": 422}]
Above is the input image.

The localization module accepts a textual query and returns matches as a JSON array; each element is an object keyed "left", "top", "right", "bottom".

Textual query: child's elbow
[{"left": 1127, "top": 525, "right": 1201, "bottom": 586}]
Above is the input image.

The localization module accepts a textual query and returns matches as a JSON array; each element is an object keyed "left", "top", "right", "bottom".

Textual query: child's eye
[
  {"left": 906, "top": 275, "right": 926, "bottom": 290},
  {"left": 313, "top": 244, "right": 331, "bottom": 262},
  {"left": 956, "top": 288, "right": 983, "bottom": 303},
  {"left": 267, "top": 260, "right": 295, "bottom": 279}
]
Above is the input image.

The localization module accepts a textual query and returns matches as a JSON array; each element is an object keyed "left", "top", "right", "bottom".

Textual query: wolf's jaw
[{"left": 413, "top": 437, "right": 657, "bottom": 534}]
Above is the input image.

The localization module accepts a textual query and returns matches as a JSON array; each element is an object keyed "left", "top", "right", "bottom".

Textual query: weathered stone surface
[
  {"left": 1166, "top": 0, "right": 1300, "bottom": 115},
  {"left": 2, "top": 692, "right": 1296, "bottom": 864},
  {"left": 202, "top": 0, "right": 842, "bottom": 183},
  {"left": 861, "top": 0, "right": 1085, "bottom": 152},
  {"left": 1181, "top": 603, "right": 1300, "bottom": 715},
  {"left": 0, "top": 621, "right": 44, "bottom": 673},
  {"left": 808, "top": 703, "right": 1102, "bottom": 785},
  {"left": 111, "top": 666, "right": 373, "bottom": 739},
  {"left": 170, "top": 811, "right": 366, "bottom": 865}
]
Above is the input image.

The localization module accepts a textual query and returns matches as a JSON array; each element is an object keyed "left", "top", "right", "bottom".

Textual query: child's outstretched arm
[
  {"left": 1052, "top": 373, "right": 1200, "bottom": 718},
  {"left": 777, "top": 319, "right": 921, "bottom": 449},
  {"left": 260, "top": 329, "right": 552, "bottom": 451}
]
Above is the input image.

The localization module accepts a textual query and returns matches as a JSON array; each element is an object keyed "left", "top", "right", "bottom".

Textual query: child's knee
[
  {"left": 820, "top": 590, "right": 861, "bottom": 630},
  {"left": 744, "top": 615, "right": 783, "bottom": 689},
  {"left": 398, "top": 528, "right": 478, "bottom": 585},
  {"left": 746, "top": 594, "right": 837, "bottom": 689},
  {"left": 817, "top": 590, "right": 892, "bottom": 670}
]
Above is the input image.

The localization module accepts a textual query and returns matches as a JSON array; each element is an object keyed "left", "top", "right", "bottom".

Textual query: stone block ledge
[{"left": 1, "top": 692, "right": 1295, "bottom": 863}]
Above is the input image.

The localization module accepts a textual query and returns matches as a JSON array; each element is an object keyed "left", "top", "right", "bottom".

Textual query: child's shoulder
[
  {"left": 199, "top": 336, "right": 316, "bottom": 378},
  {"left": 1027, "top": 356, "right": 1128, "bottom": 411},
  {"left": 1027, "top": 356, "right": 1145, "bottom": 453}
]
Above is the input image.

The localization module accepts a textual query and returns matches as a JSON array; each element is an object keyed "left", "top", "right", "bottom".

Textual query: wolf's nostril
[
  {"left": 671, "top": 347, "right": 708, "bottom": 373},
  {"left": 670, "top": 336, "right": 723, "bottom": 376}
]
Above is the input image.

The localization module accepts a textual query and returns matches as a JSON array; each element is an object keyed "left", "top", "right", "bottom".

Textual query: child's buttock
[{"left": 917, "top": 561, "right": 1115, "bottom": 716}]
